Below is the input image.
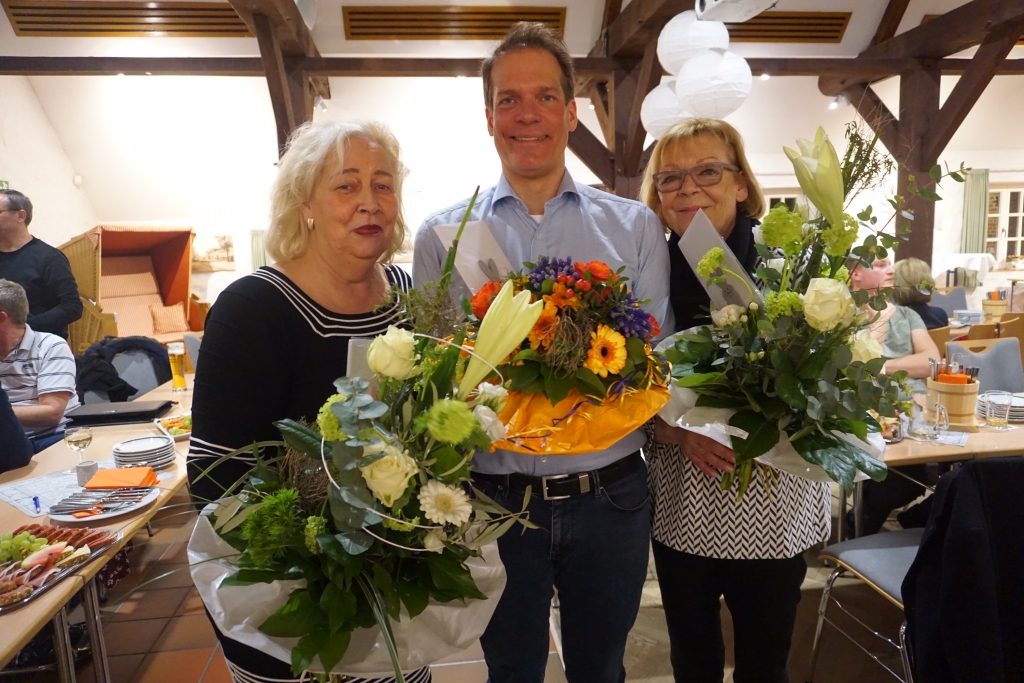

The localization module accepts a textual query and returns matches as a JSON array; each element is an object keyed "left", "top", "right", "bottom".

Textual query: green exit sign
[{"left": 0, "top": 181, "right": 8, "bottom": 189}]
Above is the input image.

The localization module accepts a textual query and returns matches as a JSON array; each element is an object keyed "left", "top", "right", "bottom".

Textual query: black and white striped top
[
  {"left": 0, "top": 325, "right": 80, "bottom": 437},
  {"left": 187, "top": 265, "right": 411, "bottom": 506}
]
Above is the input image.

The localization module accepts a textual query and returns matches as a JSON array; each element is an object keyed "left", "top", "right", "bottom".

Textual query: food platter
[
  {"left": 154, "top": 413, "right": 191, "bottom": 442},
  {"left": 0, "top": 524, "right": 121, "bottom": 613}
]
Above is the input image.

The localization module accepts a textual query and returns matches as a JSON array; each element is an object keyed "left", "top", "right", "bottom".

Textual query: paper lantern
[
  {"left": 641, "top": 82, "right": 689, "bottom": 140},
  {"left": 675, "top": 49, "right": 752, "bottom": 119},
  {"left": 657, "top": 11, "right": 729, "bottom": 75}
]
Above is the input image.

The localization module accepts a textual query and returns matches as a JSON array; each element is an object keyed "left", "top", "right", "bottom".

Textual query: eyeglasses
[{"left": 652, "top": 162, "right": 740, "bottom": 193}]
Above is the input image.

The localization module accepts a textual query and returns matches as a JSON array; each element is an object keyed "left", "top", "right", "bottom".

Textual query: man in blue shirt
[{"left": 413, "top": 22, "right": 673, "bottom": 683}]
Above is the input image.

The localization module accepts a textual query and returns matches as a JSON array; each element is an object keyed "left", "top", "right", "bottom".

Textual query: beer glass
[{"left": 167, "top": 342, "right": 188, "bottom": 392}]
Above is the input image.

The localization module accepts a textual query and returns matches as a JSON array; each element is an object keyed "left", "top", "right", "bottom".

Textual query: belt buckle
[{"left": 541, "top": 474, "right": 571, "bottom": 501}]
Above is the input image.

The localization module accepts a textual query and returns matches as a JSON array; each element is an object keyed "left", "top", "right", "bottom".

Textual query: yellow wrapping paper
[{"left": 494, "top": 386, "right": 671, "bottom": 455}]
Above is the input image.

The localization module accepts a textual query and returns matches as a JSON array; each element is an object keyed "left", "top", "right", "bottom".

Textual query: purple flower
[
  {"left": 528, "top": 256, "right": 575, "bottom": 290},
  {"left": 609, "top": 296, "right": 653, "bottom": 339}
]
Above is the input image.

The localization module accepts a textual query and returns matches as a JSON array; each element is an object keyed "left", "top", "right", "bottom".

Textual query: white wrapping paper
[
  {"left": 188, "top": 508, "right": 506, "bottom": 676},
  {"left": 656, "top": 332, "right": 885, "bottom": 483}
]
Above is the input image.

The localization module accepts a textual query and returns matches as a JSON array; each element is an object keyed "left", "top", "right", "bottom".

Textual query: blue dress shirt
[{"left": 413, "top": 170, "right": 675, "bottom": 476}]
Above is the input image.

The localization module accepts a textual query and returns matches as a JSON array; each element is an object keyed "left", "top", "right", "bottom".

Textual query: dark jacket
[
  {"left": 0, "top": 237, "right": 83, "bottom": 339},
  {"left": 84, "top": 336, "right": 172, "bottom": 386},
  {"left": 902, "top": 458, "right": 1024, "bottom": 683},
  {"left": 908, "top": 301, "right": 950, "bottom": 330},
  {"left": 75, "top": 355, "right": 138, "bottom": 403},
  {"left": 667, "top": 208, "right": 759, "bottom": 330},
  {"left": 0, "top": 388, "right": 33, "bottom": 474}
]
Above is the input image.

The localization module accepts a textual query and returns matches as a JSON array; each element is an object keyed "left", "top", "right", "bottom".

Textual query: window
[
  {"left": 766, "top": 194, "right": 800, "bottom": 213},
  {"left": 987, "top": 189, "right": 1024, "bottom": 261}
]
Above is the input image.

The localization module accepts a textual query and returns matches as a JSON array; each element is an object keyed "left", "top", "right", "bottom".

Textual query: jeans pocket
[{"left": 600, "top": 465, "right": 651, "bottom": 513}]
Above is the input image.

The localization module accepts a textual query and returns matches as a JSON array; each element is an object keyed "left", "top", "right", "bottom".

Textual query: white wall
[{"left": 0, "top": 76, "right": 100, "bottom": 247}]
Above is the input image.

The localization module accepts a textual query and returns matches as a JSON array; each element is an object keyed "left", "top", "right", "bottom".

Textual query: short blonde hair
[
  {"left": 893, "top": 257, "right": 935, "bottom": 305},
  {"left": 639, "top": 118, "right": 766, "bottom": 230},
  {"left": 266, "top": 120, "right": 409, "bottom": 264}
]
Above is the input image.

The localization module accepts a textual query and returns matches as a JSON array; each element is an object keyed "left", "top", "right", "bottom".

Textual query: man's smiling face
[{"left": 485, "top": 47, "right": 577, "bottom": 186}]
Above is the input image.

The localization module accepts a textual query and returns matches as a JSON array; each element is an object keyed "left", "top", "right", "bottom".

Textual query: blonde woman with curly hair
[{"left": 187, "top": 120, "right": 429, "bottom": 683}]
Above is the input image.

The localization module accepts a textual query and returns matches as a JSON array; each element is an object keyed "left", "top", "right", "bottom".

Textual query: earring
[{"left": 307, "top": 218, "right": 314, "bottom": 231}]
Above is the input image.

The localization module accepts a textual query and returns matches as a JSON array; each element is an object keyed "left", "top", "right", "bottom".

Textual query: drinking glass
[
  {"left": 167, "top": 342, "right": 188, "bottom": 392},
  {"left": 64, "top": 427, "right": 93, "bottom": 463},
  {"left": 909, "top": 391, "right": 948, "bottom": 440},
  {"left": 985, "top": 390, "right": 1013, "bottom": 430}
]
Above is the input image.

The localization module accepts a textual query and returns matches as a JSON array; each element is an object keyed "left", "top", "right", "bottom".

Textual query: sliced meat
[
  {"left": 28, "top": 567, "right": 62, "bottom": 589},
  {"left": 0, "top": 584, "right": 33, "bottom": 606}
]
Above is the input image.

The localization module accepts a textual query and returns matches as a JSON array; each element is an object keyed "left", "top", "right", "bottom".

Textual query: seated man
[
  {"left": 0, "top": 279, "right": 80, "bottom": 453},
  {"left": 0, "top": 388, "right": 33, "bottom": 473}
]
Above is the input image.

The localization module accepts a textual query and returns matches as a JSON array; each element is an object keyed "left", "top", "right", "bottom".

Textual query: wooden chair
[
  {"left": 967, "top": 321, "right": 1000, "bottom": 340},
  {"left": 947, "top": 338, "right": 1024, "bottom": 393},
  {"left": 927, "top": 327, "right": 952, "bottom": 357},
  {"left": 996, "top": 314, "right": 1024, "bottom": 369}
]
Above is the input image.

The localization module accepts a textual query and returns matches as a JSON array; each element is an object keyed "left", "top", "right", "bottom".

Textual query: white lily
[
  {"left": 459, "top": 280, "right": 544, "bottom": 399},
  {"left": 783, "top": 127, "right": 845, "bottom": 230}
]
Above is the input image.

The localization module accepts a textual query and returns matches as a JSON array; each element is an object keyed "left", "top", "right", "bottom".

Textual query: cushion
[
  {"left": 103, "top": 294, "right": 164, "bottom": 337},
  {"left": 101, "top": 256, "right": 160, "bottom": 298},
  {"left": 150, "top": 302, "right": 189, "bottom": 335},
  {"left": 820, "top": 528, "right": 924, "bottom": 605}
]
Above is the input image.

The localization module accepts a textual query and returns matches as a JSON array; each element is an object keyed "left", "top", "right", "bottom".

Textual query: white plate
[
  {"left": 114, "top": 454, "right": 176, "bottom": 469},
  {"left": 115, "top": 436, "right": 175, "bottom": 454},
  {"left": 154, "top": 413, "right": 192, "bottom": 442},
  {"left": 115, "top": 445, "right": 175, "bottom": 459},
  {"left": 48, "top": 487, "right": 160, "bottom": 523}
]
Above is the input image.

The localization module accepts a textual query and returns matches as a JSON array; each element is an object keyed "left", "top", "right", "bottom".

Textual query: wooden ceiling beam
[
  {"left": 606, "top": 0, "right": 695, "bottom": 60},
  {"left": 924, "top": 17, "right": 1024, "bottom": 163},
  {"left": 870, "top": 0, "right": 912, "bottom": 46},
  {"left": 842, "top": 82, "right": 901, "bottom": 155},
  {"left": 568, "top": 123, "right": 616, "bottom": 188},
  {"left": 622, "top": 41, "right": 663, "bottom": 179}
]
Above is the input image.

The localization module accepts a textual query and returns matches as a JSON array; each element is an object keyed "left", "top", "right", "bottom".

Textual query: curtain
[
  {"left": 960, "top": 168, "right": 989, "bottom": 254},
  {"left": 250, "top": 230, "right": 268, "bottom": 271}
]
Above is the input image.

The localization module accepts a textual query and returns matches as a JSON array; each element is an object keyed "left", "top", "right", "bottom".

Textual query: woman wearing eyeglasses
[{"left": 639, "top": 118, "right": 830, "bottom": 683}]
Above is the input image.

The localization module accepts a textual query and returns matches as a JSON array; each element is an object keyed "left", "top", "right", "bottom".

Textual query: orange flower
[
  {"left": 584, "top": 325, "right": 627, "bottom": 377},
  {"left": 574, "top": 260, "right": 612, "bottom": 282},
  {"left": 647, "top": 315, "right": 661, "bottom": 340},
  {"left": 471, "top": 280, "right": 503, "bottom": 319},
  {"left": 528, "top": 302, "right": 560, "bottom": 351},
  {"left": 543, "top": 282, "right": 582, "bottom": 310}
]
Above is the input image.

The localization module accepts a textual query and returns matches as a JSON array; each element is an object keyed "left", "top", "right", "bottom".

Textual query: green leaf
[
  {"left": 543, "top": 371, "right": 576, "bottom": 406},
  {"left": 337, "top": 530, "right": 375, "bottom": 555},
  {"left": 274, "top": 419, "right": 324, "bottom": 458},
  {"left": 429, "top": 444, "right": 468, "bottom": 483},
  {"left": 727, "top": 410, "right": 780, "bottom": 464},
  {"left": 318, "top": 630, "right": 352, "bottom": 674},
  {"left": 575, "top": 367, "right": 608, "bottom": 398},
  {"left": 625, "top": 336, "right": 648, "bottom": 363},
  {"left": 426, "top": 554, "right": 486, "bottom": 600},
  {"left": 846, "top": 419, "right": 869, "bottom": 443},
  {"left": 512, "top": 348, "right": 543, "bottom": 362},
  {"left": 320, "top": 582, "right": 357, "bottom": 634},
  {"left": 506, "top": 362, "right": 541, "bottom": 389},
  {"left": 674, "top": 371, "right": 724, "bottom": 388},
  {"left": 949, "top": 171, "right": 964, "bottom": 182},
  {"left": 790, "top": 431, "right": 888, "bottom": 492},
  {"left": 373, "top": 564, "right": 401, "bottom": 620},
  {"left": 259, "top": 590, "right": 318, "bottom": 638},
  {"left": 396, "top": 580, "right": 430, "bottom": 618},
  {"left": 929, "top": 165, "right": 942, "bottom": 183},
  {"left": 331, "top": 442, "right": 361, "bottom": 472},
  {"left": 832, "top": 344, "right": 853, "bottom": 370},
  {"left": 291, "top": 633, "right": 319, "bottom": 675},
  {"left": 221, "top": 567, "right": 303, "bottom": 587},
  {"left": 776, "top": 373, "right": 807, "bottom": 409},
  {"left": 797, "top": 352, "right": 829, "bottom": 380},
  {"left": 918, "top": 187, "right": 942, "bottom": 202},
  {"left": 694, "top": 393, "right": 750, "bottom": 409},
  {"left": 317, "top": 534, "right": 363, "bottom": 579}
]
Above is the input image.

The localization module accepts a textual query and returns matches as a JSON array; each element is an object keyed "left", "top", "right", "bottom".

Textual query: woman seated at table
[
  {"left": 0, "top": 388, "right": 32, "bottom": 474},
  {"left": 892, "top": 257, "right": 949, "bottom": 330},
  {"left": 187, "top": 120, "right": 429, "bottom": 683},
  {"left": 849, "top": 257, "right": 944, "bottom": 535},
  {"left": 642, "top": 118, "right": 831, "bottom": 683}
]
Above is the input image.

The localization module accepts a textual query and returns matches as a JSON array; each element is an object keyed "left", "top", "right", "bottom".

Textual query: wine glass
[{"left": 64, "top": 427, "right": 93, "bottom": 463}]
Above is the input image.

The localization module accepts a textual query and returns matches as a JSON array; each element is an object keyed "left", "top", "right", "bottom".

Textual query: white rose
[
  {"left": 766, "top": 258, "right": 785, "bottom": 273},
  {"left": 710, "top": 304, "right": 746, "bottom": 328},
  {"left": 752, "top": 226, "right": 765, "bottom": 245},
  {"left": 422, "top": 529, "right": 446, "bottom": 554},
  {"left": 473, "top": 405, "right": 507, "bottom": 441},
  {"left": 367, "top": 326, "right": 418, "bottom": 380},
  {"left": 801, "top": 278, "right": 856, "bottom": 332},
  {"left": 850, "top": 329, "right": 884, "bottom": 364},
  {"left": 472, "top": 382, "right": 508, "bottom": 412},
  {"left": 359, "top": 445, "right": 418, "bottom": 507}
]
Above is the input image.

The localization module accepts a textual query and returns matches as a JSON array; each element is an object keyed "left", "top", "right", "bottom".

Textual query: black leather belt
[{"left": 473, "top": 451, "right": 642, "bottom": 501}]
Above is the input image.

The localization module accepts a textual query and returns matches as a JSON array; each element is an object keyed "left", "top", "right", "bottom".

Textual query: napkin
[{"left": 84, "top": 466, "right": 158, "bottom": 489}]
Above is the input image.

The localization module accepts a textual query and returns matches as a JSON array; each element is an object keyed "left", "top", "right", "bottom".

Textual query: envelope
[{"left": 84, "top": 467, "right": 158, "bottom": 489}]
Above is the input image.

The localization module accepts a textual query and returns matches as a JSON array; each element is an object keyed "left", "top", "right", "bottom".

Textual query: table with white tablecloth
[{"left": 932, "top": 253, "right": 998, "bottom": 286}]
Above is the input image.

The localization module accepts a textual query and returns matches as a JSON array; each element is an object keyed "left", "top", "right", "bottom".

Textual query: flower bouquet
[
  {"left": 662, "top": 123, "right": 965, "bottom": 497},
  {"left": 468, "top": 257, "right": 671, "bottom": 455},
  {"left": 188, "top": 196, "right": 545, "bottom": 681}
]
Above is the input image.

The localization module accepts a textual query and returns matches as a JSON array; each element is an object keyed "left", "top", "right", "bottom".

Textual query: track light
[{"left": 760, "top": 73, "right": 770, "bottom": 81}]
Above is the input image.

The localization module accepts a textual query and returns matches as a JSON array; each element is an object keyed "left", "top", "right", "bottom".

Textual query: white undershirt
[{"left": 529, "top": 214, "right": 543, "bottom": 223}]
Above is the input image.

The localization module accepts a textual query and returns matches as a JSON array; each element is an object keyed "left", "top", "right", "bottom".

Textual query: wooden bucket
[
  {"left": 926, "top": 378, "right": 980, "bottom": 431},
  {"left": 983, "top": 299, "right": 1008, "bottom": 318}
]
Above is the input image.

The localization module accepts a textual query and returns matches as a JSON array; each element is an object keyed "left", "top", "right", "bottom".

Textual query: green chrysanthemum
[
  {"left": 316, "top": 394, "right": 346, "bottom": 442},
  {"left": 242, "top": 488, "right": 303, "bottom": 567},
  {"left": 761, "top": 205, "right": 804, "bottom": 255},
  {"left": 833, "top": 265, "right": 850, "bottom": 283},
  {"left": 304, "top": 515, "right": 327, "bottom": 554},
  {"left": 425, "top": 399, "right": 476, "bottom": 444},
  {"left": 822, "top": 214, "right": 859, "bottom": 257},
  {"left": 382, "top": 515, "right": 420, "bottom": 532},
  {"left": 696, "top": 247, "right": 724, "bottom": 279},
  {"left": 765, "top": 290, "right": 803, "bottom": 320}
]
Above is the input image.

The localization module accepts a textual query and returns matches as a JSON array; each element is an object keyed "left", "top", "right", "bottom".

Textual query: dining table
[{"left": 0, "top": 375, "right": 194, "bottom": 682}]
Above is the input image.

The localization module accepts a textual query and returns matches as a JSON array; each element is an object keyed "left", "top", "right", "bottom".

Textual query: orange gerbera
[
  {"left": 543, "top": 282, "right": 582, "bottom": 310},
  {"left": 647, "top": 315, "right": 661, "bottom": 340},
  {"left": 470, "top": 280, "right": 503, "bottom": 319},
  {"left": 574, "top": 260, "right": 613, "bottom": 282},
  {"left": 528, "top": 302, "right": 560, "bottom": 351},
  {"left": 584, "top": 324, "right": 627, "bottom": 378}
]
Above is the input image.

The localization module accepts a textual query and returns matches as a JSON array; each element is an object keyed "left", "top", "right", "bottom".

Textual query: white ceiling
[{"left": 0, "top": 0, "right": 987, "bottom": 58}]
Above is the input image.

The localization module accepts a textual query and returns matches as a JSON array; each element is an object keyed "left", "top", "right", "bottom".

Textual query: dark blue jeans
[
  {"left": 474, "top": 455, "right": 652, "bottom": 683},
  {"left": 31, "top": 430, "right": 65, "bottom": 454}
]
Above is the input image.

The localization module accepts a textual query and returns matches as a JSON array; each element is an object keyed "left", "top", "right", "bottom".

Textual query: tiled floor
[{"left": 7, "top": 485, "right": 907, "bottom": 683}]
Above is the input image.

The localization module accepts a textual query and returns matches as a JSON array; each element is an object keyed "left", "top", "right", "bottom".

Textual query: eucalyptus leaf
[{"left": 274, "top": 419, "right": 326, "bottom": 458}]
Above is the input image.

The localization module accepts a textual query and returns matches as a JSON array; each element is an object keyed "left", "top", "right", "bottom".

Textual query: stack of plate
[
  {"left": 975, "top": 393, "right": 1024, "bottom": 422},
  {"left": 953, "top": 309, "right": 985, "bottom": 325},
  {"left": 113, "top": 436, "right": 177, "bottom": 470}
]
